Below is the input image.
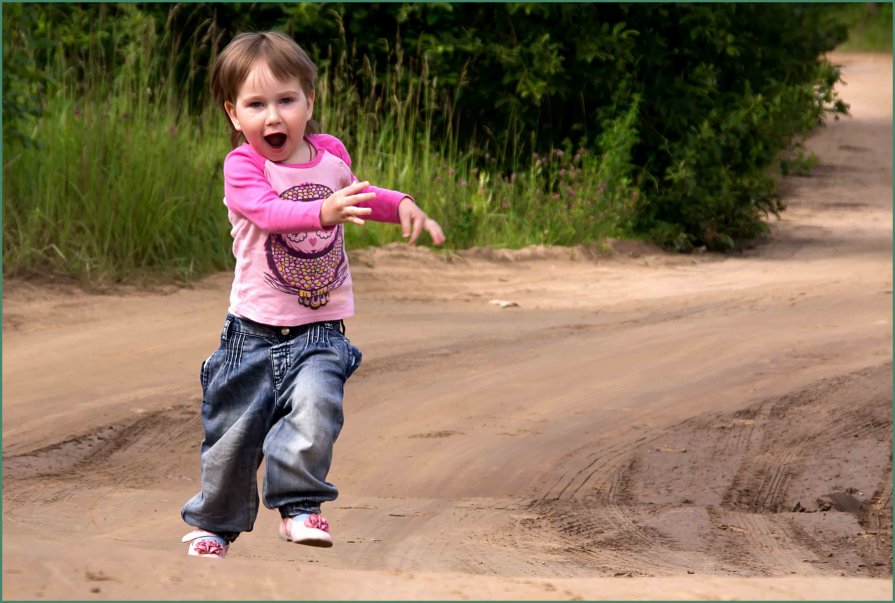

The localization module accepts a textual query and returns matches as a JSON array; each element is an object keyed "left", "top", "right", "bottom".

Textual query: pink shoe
[
  {"left": 279, "top": 513, "right": 333, "bottom": 548},
  {"left": 182, "top": 530, "right": 229, "bottom": 559}
]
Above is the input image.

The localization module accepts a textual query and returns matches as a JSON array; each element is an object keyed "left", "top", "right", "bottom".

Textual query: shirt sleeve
[
  {"left": 310, "top": 134, "right": 412, "bottom": 224},
  {"left": 223, "top": 146, "right": 325, "bottom": 234}
]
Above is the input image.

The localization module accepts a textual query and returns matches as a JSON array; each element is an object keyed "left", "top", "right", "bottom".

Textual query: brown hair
[{"left": 211, "top": 31, "right": 320, "bottom": 149}]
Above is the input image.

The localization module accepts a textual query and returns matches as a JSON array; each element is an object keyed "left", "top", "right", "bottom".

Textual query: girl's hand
[
  {"left": 398, "top": 198, "right": 446, "bottom": 246},
  {"left": 320, "top": 181, "right": 375, "bottom": 227}
]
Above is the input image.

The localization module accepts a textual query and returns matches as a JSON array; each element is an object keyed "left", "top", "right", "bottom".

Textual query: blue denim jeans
[{"left": 181, "top": 314, "right": 361, "bottom": 542}]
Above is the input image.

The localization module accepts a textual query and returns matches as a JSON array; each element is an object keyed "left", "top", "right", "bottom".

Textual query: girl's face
[{"left": 225, "top": 61, "right": 315, "bottom": 164}]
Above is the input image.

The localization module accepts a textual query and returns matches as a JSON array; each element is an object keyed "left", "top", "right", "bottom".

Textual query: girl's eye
[
  {"left": 280, "top": 98, "right": 294, "bottom": 105},
  {"left": 248, "top": 101, "right": 264, "bottom": 109}
]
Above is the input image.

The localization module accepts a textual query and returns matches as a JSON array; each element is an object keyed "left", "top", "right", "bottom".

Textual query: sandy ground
[{"left": 2, "top": 53, "right": 892, "bottom": 600}]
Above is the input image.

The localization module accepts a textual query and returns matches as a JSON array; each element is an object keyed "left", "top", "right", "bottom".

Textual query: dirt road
[{"left": 2, "top": 53, "right": 892, "bottom": 600}]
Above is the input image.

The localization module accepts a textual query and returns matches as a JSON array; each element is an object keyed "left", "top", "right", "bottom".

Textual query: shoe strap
[{"left": 182, "top": 529, "right": 228, "bottom": 545}]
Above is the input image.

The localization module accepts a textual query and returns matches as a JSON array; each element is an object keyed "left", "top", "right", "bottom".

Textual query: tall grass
[
  {"left": 3, "top": 13, "right": 638, "bottom": 284},
  {"left": 3, "top": 10, "right": 233, "bottom": 283},
  {"left": 3, "top": 87, "right": 236, "bottom": 283}
]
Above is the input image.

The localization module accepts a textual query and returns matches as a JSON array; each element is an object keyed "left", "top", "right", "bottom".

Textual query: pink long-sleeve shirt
[{"left": 223, "top": 133, "right": 409, "bottom": 326}]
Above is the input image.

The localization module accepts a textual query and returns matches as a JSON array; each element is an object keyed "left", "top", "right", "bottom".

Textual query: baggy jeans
[{"left": 181, "top": 314, "right": 362, "bottom": 542}]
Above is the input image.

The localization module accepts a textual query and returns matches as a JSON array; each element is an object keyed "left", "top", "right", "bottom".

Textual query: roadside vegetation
[
  {"left": 3, "top": 3, "right": 859, "bottom": 284},
  {"left": 831, "top": 2, "right": 893, "bottom": 52}
]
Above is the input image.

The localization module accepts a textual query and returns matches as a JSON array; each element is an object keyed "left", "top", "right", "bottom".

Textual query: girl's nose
[{"left": 265, "top": 107, "right": 281, "bottom": 125}]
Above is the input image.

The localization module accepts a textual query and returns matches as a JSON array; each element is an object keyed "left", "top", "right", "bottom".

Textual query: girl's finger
[
  {"left": 408, "top": 216, "right": 424, "bottom": 245},
  {"left": 399, "top": 207, "right": 414, "bottom": 237},
  {"left": 334, "top": 181, "right": 368, "bottom": 199},
  {"left": 426, "top": 221, "right": 446, "bottom": 245},
  {"left": 347, "top": 216, "right": 366, "bottom": 226},
  {"left": 347, "top": 193, "right": 376, "bottom": 205}
]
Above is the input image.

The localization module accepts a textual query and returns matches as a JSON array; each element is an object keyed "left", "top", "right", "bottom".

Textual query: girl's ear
[
  {"left": 306, "top": 91, "right": 315, "bottom": 118},
  {"left": 224, "top": 102, "right": 241, "bottom": 131}
]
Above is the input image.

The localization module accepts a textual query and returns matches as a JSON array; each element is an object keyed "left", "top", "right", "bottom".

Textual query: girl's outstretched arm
[
  {"left": 310, "top": 134, "right": 411, "bottom": 224},
  {"left": 310, "top": 133, "right": 445, "bottom": 244}
]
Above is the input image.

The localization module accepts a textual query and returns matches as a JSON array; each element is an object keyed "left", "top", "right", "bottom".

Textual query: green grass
[
  {"left": 3, "top": 78, "right": 234, "bottom": 283},
  {"left": 3, "top": 20, "right": 638, "bottom": 285}
]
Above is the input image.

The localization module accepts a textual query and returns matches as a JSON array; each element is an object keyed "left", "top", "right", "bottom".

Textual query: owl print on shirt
[{"left": 264, "top": 183, "right": 348, "bottom": 310}]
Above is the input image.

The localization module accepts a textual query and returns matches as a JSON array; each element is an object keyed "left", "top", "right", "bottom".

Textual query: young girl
[{"left": 180, "top": 31, "right": 445, "bottom": 559}]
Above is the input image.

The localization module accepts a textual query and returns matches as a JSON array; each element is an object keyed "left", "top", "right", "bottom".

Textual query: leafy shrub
[{"left": 236, "top": 3, "right": 851, "bottom": 249}]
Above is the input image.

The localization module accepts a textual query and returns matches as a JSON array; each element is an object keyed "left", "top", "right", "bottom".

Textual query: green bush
[
  {"left": 277, "top": 3, "right": 847, "bottom": 250},
  {"left": 619, "top": 4, "right": 848, "bottom": 249}
]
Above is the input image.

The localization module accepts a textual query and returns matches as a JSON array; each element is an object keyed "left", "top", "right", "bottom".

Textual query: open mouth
[{"left": 264, "top": 133, "right": 287, "bottom": 149}]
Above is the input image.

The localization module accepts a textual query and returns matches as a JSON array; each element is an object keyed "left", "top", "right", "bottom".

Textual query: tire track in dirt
[
  {"left": 530, "top": 434, "right": 705, "bottom": 575},
  {"left": 514, "top": 363, "right": 892, "bottom": 577},
  {"left": 2, "top": 404, "right": 200, "bottom": 504}
]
